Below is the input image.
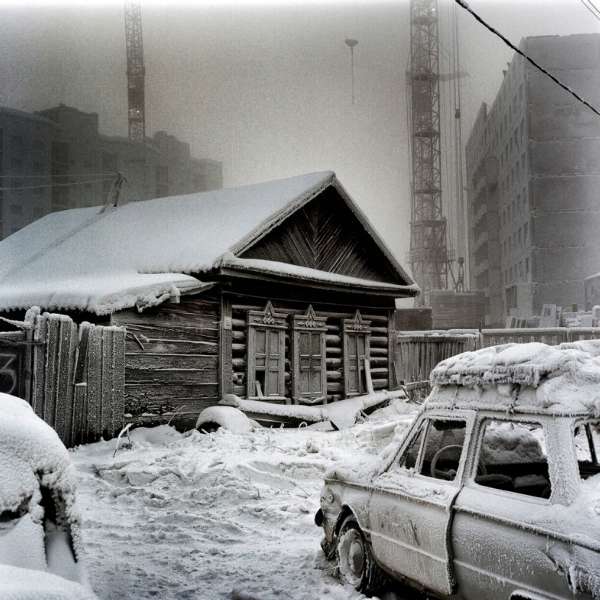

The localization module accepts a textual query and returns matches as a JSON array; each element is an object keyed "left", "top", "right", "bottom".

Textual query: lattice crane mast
[{"left": 124, "top": 1, "right": 146, "bottom": 143}]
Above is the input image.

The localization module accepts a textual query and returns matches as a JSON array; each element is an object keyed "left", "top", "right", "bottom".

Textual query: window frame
[
  {"left": 246, "top": 301, "right": 287, "bottom": 400},
  {"left": 342, "top": 310, "right": 371, "bottom": 397},
  {"left": 469, "top": 415, "right": 552, "bottom": 503},
  {"left": 291, "top": 305, "right": 327, "bottom": 404}
]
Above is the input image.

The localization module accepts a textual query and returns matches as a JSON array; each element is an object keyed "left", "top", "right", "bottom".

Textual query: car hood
[{"left": 324, "top": 453, "right": 382, "bottom": 486}]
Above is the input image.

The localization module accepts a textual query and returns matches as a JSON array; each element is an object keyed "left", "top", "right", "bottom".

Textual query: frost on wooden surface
[{"left": 430, "top": 340, "right": 600, "bottom": 415}]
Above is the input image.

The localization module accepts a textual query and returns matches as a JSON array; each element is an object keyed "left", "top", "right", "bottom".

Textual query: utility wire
[
  {"left": 580, "top": 0, "right": 600, "bottom": 20},
  {"left": 0, "top": 177, "right": 114, "bottom": 192},
  {"left": 455, "top": 0, "right": 600, "bottom": 118},
  {"left": 0, "top": 172, "right": 116, "bottom": 179}
]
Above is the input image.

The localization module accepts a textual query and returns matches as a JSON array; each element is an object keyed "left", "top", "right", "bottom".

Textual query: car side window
[
  {"left": 418, "top": 419, "right": 467, "bottom": 482},
  {"left": 397, "top": 420, "right": 426, "bottom": 471},
  {"left": 574, "top": 421, "right": 600, "bottom": 480},
  {"left": 475, "top": 420, "right": 551, "bottom": 499}
]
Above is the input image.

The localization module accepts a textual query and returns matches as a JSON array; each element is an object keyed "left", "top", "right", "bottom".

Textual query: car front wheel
[{"left": 336, "top": 515, "right": 386, "bottom": 596}]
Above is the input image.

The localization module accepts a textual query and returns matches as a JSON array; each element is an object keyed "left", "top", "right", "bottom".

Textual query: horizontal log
[
  {"left": 125, "top": 353, "right": 218, "bottom": 370},
  {"left": 328, "top": 394, "right": 343, "bottom": 403},
  {"left": 125, "top": 383, "right": 219, "bottom": 404},
  {"left": 123, "top": 322, "right": 218, "bottom": 343},
  {"left": 369, "top": 357, "right": 388, "bottom": 367},
  {"left": 370, "top": 336, "right": 389, "bottom": 347},
  {"left": 232, "top": 358, "right": 246, "bottom": 369},
  {"left": 327, "top": 382, "right": 343, "bottom": 393},
  {"left": 233, "top": 385, "right": 246, "bottom": 396},
  {"left": 114, "top": 309, "right": 219, "bottom": 331},
  {"left": 326, "top": 334, "right": 341, "bottom": 345},
  {"left": 369, "top": 347, "right": 388, "bottom": 356},
  {"left": 125, "top": 367, "right": 218, "bottom": 386},
  {"left": 232, "top": 330, "right": 246, "bottom": 341},
  {"left": 369, "top": 366, "right": 389, "bottom": 374},
  {"left": 231, "top": 318, "right": 246, "bottom": 328},
  {"left": 325, "top": 347, "right": 341, "bottom": 356},
  {"left": 372, "top": 378, "right": 389, "bottom": 387},
  {"left": 232, "top": 343, "right": 246, "bottom": 353},
  {"left": 326, "top": 371, "right": 342, "bottom": 381},
  {"left": 326, "top": 357, "right": 342, "bottom": 368},
  {"left": 125, "top": 337, "right": 218, "bottom": 355},
  {"left": 370, "top": 326, "right": 388, "bottom": 335}
]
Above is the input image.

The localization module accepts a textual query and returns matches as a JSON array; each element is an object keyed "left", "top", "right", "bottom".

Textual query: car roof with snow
[{"left": 428, "top": 340, "right": 600, "bottom": 417}]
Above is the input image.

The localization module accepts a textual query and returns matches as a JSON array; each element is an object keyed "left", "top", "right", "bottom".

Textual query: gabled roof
[{"left": 0, "top": 171, "right": 417, "bottom": 315}]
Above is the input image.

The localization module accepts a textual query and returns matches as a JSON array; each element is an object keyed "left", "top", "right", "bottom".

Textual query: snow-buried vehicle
[
  {"left": 316, "top": 341, "right": 600, "bottom": 599},
  {"left": 0, "top": 393, "right": 97, "bottom": 599}
]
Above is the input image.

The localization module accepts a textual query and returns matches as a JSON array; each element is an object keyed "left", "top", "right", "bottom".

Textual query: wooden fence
[
  {"left": 2, "top": 309, "right": 125, "bottom": 446},
  {"left": 395, "top": 327, "right": 600, "bottom": 395}
]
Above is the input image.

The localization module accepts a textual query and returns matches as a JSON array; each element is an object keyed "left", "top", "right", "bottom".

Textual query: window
[
  {"left": 418, "top": 419, "right": 467, "bottom": 481},
  {"left": 246, "top": 301, "right": 286, "bottom": 399},
  {"left": 475, "top": 420, "right": 551, "bottom": 499},
  {"left": 397, "top": 420, "right": 427, "bottom": 471},
  {"left": 574, "top": 421, "right": 600, "bottom": 480},
  {"left": 291, "top": 305, "right": 326, "bottom": 404},
  {"left": 343, "top": 310, "right": 371, "bottom": 396}
]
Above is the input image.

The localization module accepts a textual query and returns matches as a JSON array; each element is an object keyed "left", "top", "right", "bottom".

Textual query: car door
[
  {"left": 367, "top": 411, "right": 473, "bottom": 597},
  {"left": 452, "top": 416, "right": 576, "bottom": 599}
]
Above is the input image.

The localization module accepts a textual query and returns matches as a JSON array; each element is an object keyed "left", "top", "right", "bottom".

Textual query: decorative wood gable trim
[
  {"left": 291, "top": 305, "right": 327, "bottom": 405},
  {"left": 247, "top": 300, "right": 287, "bottom": 329}
]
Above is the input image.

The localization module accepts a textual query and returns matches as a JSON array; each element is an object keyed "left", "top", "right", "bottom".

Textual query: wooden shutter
[
  {"left": 292, "top": 305, "right": 327, "bottom": 404},
  {"left": 246, "top": 301, "right": 286, "bottom": 399},
  {"left": 342, "top": 310, "right": 371, "bottom": 397}
]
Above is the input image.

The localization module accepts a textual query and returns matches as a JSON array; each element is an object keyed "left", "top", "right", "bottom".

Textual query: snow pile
[
  {"left": 0, "top": 565, "right": 97, "bottom": 600},
  {"left": 430, "top": 340, "right": 600, "bottom": 415},
  {"left": 72, "top": 411, "right": 418, "bottom": 600},
  {"left": 0, "top": 393, "right": 93, "bottom": 596}
]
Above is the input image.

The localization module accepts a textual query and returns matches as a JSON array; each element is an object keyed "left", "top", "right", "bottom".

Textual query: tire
[{"left": 336, "top": 515, "right": 387, "bottom": 596}]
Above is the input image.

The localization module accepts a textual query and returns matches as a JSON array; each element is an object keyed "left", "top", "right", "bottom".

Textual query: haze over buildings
[{"left": 466, "top": 33, "right": 600, "bottom": 326}]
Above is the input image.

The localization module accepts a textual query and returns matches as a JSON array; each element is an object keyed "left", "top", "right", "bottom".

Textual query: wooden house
[{"left": 0, "top": 172, "right": 418, "bottom": 427}]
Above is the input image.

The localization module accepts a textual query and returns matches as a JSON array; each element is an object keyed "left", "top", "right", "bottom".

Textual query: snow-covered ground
[{"left": 71, "top": 404, "right": 419, "bottom": 600}]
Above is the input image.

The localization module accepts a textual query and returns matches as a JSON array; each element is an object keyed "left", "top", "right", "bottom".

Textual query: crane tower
[
  {"left": 124, "top": 1, "right": 146, "bottom": 143},
  {"left": 407, "top": 0, "right": 449, "bottom": 304}
]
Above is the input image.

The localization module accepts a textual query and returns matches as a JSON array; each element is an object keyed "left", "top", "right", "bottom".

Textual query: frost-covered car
[
  {"left": 0, "top": 393, "right": 96, "bottom": 599},
  {"left": 316, "top": 341, "right": 600, "bottom": 599}
]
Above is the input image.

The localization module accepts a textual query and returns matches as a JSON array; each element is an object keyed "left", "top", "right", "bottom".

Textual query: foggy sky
[{"left": 0, "top": 0, "right": 598, "bottom": 266}]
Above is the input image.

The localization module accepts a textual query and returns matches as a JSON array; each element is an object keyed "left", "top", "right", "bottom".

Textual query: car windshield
[{"left": 573, "top": 421, "right": 600, "bottom": 480}]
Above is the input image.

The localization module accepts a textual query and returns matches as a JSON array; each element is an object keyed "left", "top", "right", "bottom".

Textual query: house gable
[{"left": 240, "top": 185, "right": 405, "bottom": 285}]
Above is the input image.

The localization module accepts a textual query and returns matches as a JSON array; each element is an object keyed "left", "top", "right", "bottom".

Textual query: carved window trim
[
  {"left": 246, "top": 301, "right": 287, "bottom": 399},
  {"left": 342, "top": 310, "right": 371, "bottom": 397},
  {"left": 291, "top": 305, "right": 327, "bottom": 404}
]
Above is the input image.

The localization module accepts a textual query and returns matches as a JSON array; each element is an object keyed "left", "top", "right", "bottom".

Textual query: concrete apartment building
[
  {"left": 0, "top": 104, "right": 223, "bottom": 239},
  {"left": 465, "top": 34, "right": 600, "bottom": 326}
]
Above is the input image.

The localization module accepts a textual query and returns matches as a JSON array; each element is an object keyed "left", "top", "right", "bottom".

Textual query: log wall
[
  {"left": 228, "top": 296, "right": 392, "bottom": 402},
  {"left": 111, "top": 296, "right": 220, "bottom": 426}
]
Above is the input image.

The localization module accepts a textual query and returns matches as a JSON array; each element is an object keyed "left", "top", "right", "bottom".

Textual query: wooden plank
[
  {"left": 43, "top": 316, "right": 60, "bottom": 428},
  {"left": 125, "top": 338, "right": 218, "bottom": 355},
  {"left": 112, "top": 328, "right": 126, "bottom": 435},
  {"left": 125, "top": 354, "right": 218, "bottom": 370},
  {"left": 125, "top": 367, "right": 219, "bottom": 385},
  {"left": 121, "top": 322, "right": 219, "bottom": 343},
  {"left": 53, "top": 318, "right": 73, "bottom": 444},
  {"left": 101, "top": 328, "right": 113, "bottom": 438},
  {"left": 219, "top": 295, "right": 233, "bottom": 398},
  {"left": 31, "top": 313, "right": 47, "bottom": 418},
  {"left": 86, "top": 326, "right": 102, "bottom": 441}
]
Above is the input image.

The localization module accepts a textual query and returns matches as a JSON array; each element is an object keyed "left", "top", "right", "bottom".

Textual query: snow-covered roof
[
  {"left": 0, "top": 171, "right": 416, "bottom": 315},
  {"left": 429, "top": 340, "right": 600, "bottom": 416}
]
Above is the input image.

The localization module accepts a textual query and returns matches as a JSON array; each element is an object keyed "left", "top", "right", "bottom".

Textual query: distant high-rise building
[
  {"left": 0, "top": 104, "right": 223, "bottom": 239},
  {"left": 0, "top": 108, "right": 56, "bottom": 238},
  {"left": 465, "top": 34, "right": 600, "bottom": 326}
]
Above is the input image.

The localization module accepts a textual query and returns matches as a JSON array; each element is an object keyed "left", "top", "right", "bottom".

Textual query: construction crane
[
  {"left": 407, "top": 0, "right": 449, "bottom": 305},
  {"left": 124, "top": 1, "right": 146, "bottom": 143}
]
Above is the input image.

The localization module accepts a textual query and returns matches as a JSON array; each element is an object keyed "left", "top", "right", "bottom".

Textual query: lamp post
[{"left": 345, "top": 38, "right": 358, "bottom": 104}]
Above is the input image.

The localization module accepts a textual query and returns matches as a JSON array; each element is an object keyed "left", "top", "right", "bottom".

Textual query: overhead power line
[
  {"left": 454, "top": 0, "right": 600, "bottom": 119},
  {"left": 580, "top": 0, "right": 600, "bottom": 21},
  {"left": 0, "top": 177, "right": 114, "bottom": 192},
  {"left": 0, "top": 172, "right": 116, "bottom": 180}
]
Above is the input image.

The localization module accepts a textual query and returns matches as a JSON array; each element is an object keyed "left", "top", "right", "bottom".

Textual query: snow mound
[
  {"left": 196, "top": 406, "right": 256, "bottom": 433},
  {"left": 0, "top": 565, "right": 97, "bottom": 600},
  {"left": 430, "top": 340, "right": 600, "bottom": 415}
]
